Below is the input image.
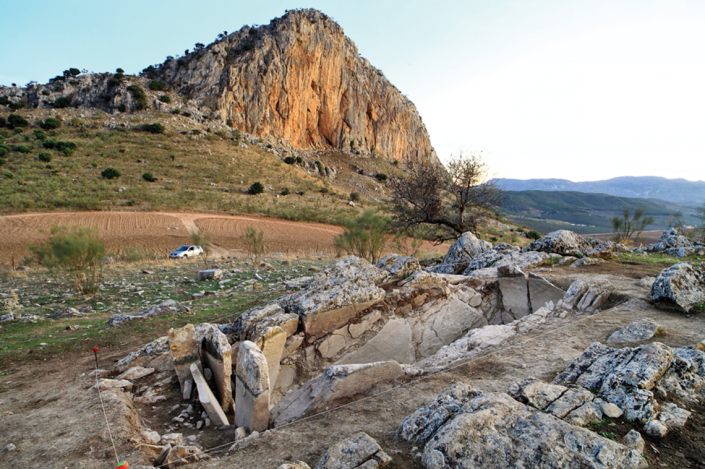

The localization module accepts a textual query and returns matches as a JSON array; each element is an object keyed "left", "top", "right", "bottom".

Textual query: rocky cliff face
[{"left": 155, "top": 9, "right": 436, "bottom": 163}]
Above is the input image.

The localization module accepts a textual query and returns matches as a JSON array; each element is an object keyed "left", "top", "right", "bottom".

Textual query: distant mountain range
[{"left": 497, "top": 177, "right": 705, "bottom": 206}]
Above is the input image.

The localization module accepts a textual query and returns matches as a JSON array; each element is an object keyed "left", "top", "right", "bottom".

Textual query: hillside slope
[{"left": 499, "top": 176, "right": 705, "bottom": 205}]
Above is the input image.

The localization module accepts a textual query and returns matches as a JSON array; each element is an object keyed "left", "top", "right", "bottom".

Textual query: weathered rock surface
[
  {"left": 523, "top": 230, "right": 592, "bottom": 256},
  {"left": 376, "top": 255, "right": 419, "bottom": 281},
  {"left": 190, "top": 363, "right": 229, "bottom": 426},
  {"left": 116, "top": 366, "right": 155, "bottom": 381},
  {"left": 280, "top": 256, "right": 389, "bottom": 339},
  {"left": 118, "top": 336, "right": 169, "bottom": 369},
  {"left": 107, "top": 300, "right": 189, "bottom": 327},
  {"left": 562, "top": 279, "right": 615, "bottom": 312},
  {"left": 587, "top": 239, "right": 631, "bottom": 258},
  {"left": 201, "top": 328, "right": 233, "bottom": 413},
  {"left": 607, "top": 318, "right": 660, "bottom": 344},
  {"left": 270, "top": 361, "right": 403, "bottom": 427},
  {"left": 462, "top": 244, "right": 549, "bottom": 276},
  {"left": 314, "top": 432, "right": 389, "bottom": 469},
  {"left": 651, "top": 228, "right": 703, "bottom": 252},
  {"left": 155, "top": 9, "right": 436, "bottom": 163},
  {"left": 198, "top": 269, "right": 225, "bottom": 281},
  {"left": 168, "top": 324, "right": 199, "bottom": 393},
  {"left": 399, "top": 384, "right": 646, "bottom": 469},
  {"left": 254, "top": 326, "right": 287, "bottom": 393},
  {"left": 650, "top": 262, "right": 705, "bottom": 313},
  {"left": 571, "top": 257, "right": 606, "bottom": 268},
  {"left": 235, "top": 341, "right": 270, "bottom": 432},
  {"left": 428, "top": 232, "right": 492, "bottom": 275}
]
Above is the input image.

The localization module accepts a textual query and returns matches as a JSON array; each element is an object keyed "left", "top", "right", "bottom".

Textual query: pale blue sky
[{"left": 2, "top": 1, "right": 704, "bottom": 181}]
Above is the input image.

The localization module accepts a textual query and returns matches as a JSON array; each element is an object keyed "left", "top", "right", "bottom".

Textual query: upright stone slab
[
  {"left": 201, "top": 328, "right": 233, "bottom": 413},
  {"left": 168, "top": 324, "right": 199, "bottom": 394},
  {"left": 235, "top": 341, "right": 270, "bottom": 432},
  {"left": 254, "top": 326, "right": 287, "bottom": 390},
  {"left": 190, "top": 362, "right": 229, "bottom": 426}
]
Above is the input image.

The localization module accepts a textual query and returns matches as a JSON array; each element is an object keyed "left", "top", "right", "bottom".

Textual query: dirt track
[{"left": 0, "top": 212, "right": 348, "bottom": 266}]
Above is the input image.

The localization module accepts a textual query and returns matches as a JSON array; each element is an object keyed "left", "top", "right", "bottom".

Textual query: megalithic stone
[
  {"left": 255, "top": 326, "right": 287, "bottom": 391},
  {"left": 201, "top": 328, "right": 234, "bottom": 413},
  {"left": 235, "top": 341, "right": 270, "bottom": 432},
  {"left": 190, "top": 362, "right": 229, "bottom": 426},
  {"left": 168, "top": 324, "right": 199, "bottom": 394}
]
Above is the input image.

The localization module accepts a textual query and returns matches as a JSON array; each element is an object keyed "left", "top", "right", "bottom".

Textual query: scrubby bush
[
  {"left": 281, "top": 187, "right": 290, "bottom": 195},
  {"left": 117, "top": 104, "right": 127, "bottom": 113},
  {"left": 350, "top": 192, "right": 360, "bottom": 202},
  {"left": 3, "top": 170, "right": 13, "bottom": 178},
  {"left": 226, "top": 118, "right": 233, "bottom": 127},
  {"left": 7, "top": 113, "right": 29, "bottom": 128},
  {"left": 140, "top": 123, "right": 165, "bottom": 134},
  {"left": 171, "top": 108, "right": 180, "bottom": 115},
  {"left": 0, "top": 145, "right": 8, "bottom": 157},
  {"left": 126, "top": 85, "right": 148, "bottom": 110},
  {"left": 33, "top": 129, "right": 46, "bottom": 141},
  {"left": 159, "top": 95, "right": 171, "bottom": 103},
  {"left": 248, "top": 181, "right": 264, "bottom": 194},
  {"left": 0, "top": 116, "right": 5, "bottom": 127},
  {"left": 9, "top": 102, "right": 25, "bottom": 111},
  {"left": 0, "top": 96, "right": 9, "bottom": 106},
  {"left": 30, "top": 225, "right": 105, "bottom": 294},
  {"left": 43, "top": 138, "right": 57, "bottom": 149},
  {"left": 41, "top": 89, "right": 51, "bottom": 96},
  {"left": 38, "top": 152, "right": 52, "bottom": 162},
  {"left": 315, "top": 160, "right": 325, "bottom": 176},
  {"left": 334, "top": 209, "right": 388, "bottom": 263},
  {"left": 148, "top": 80, "right": 169, "bottom": 91},
  {"left": 68, "top": 68, "right": 81, "bottom": 77},
  {"left": 101, "top": 167, "right": 121, "bottom": 179},
  {"left": 55, "top": 141, "right": 77, "bottom": 156},
  {"left": 244, "top": 43, "right": 255, "bottom": 51},
  {"left": 375, "top": 173, "right": 388, "bottom": 182},
  {"left": 40, "top": 117, "right": 61, "bottom": 129},
  {"left": 54, "top": 97, "right": 71, "bottom": 108},
  {"left": 14, "top": 144, "right": 32, "bottom": 153},
  {"left": 142, "top": 171, "right": 157, "bottom": 182},
  {"left": 283, "top": 156, "right": 296, "bottom": 165},
  {"left": 0, "top": 158, "right": 6, "bottom": 166},
  {"left": 295, "top": 156, "right": 303, "bottom": 165},
  {"left": 527, "top": 230, "right": 542, "bottom": 240},
  {"left": 241, "top": 225, "right": 265, "bottom": 263}
]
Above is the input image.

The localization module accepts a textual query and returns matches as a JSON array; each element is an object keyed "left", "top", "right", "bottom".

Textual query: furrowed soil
[{"left": 0, "top": 211, "right": 448, "bottom": 267}]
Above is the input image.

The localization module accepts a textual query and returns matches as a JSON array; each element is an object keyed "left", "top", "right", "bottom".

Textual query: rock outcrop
[
  {"left": 650, "top": 262, "right": 705, "bottom": 313},
  {"left": 154, "top": 9, "right": 437, "bottom": 163},
  {"left": 428, "top": 232, "right": 492, "bottom": 275},
  {"left": 523, "top": 230, "right": 592, "bottom": 257}
]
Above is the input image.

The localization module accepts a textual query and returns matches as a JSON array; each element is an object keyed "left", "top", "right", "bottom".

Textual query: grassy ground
[{"left": 0, "top": 255, "right": 330, "bottom": 367}]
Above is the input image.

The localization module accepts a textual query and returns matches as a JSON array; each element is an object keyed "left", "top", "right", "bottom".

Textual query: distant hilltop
[
  {"left": 0, "top": 9, "right": 437, "bottom": 165},
  {"left": 497, "top": 176, "right": 705, "bottom": 205}
]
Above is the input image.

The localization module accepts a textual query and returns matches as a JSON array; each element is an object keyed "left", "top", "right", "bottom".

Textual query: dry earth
[{"left": 1, "top": 265, "right": 704, "bottom": 468}]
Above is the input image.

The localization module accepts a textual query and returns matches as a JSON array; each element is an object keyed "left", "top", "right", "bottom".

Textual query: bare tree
[
  {"left": 390, "top": 152, "right": 504, "bottom": 242},
  {"left": 612, "top": 207, "right": 655, "bottom": 244}
]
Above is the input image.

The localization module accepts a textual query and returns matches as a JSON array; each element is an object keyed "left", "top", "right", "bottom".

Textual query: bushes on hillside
[
  {"left": 0, "top": 145, "right": 8, "bottom": 158},
  {"left": 127, "top": 85, "right": 148, "bottom": 110},
  {"left": 54, "top": 141, "right": 77, "bottom": 156},
  {"left": 142, "top": 172, "right": 157, "bottom": 182},
  {"left": 34, "top": 129, "right": 47, "bottom": 141},
  {"left": 0, "top": 96, "right": 9, "bottom": 106},
  {"left": 148, "top": 80, "right": 169, "bottom": 91},
  {"left": 248, "top": 182, "right": 264, "bottom": 194},
  {"left": 101, "top": 167, "right": 121, "bottom": 179},
  {"left": 7, "top": 114, "right": 29, "bottom": 128},
  {"left": 284, "top": 156, "right": 296, "bottom": 165},
  {"left": 54, "top": 97, "right": 71, "bottom": 108},
  {"left": 39, "top": 117, "right": 62, "bottom": 129},
  {"left": 140, "top": 123, "right": 165, "bottom": 134},
  {"left": 38, "top": 152, "right": 52, "bottom": 162},
  {"left": 159, "top": 95, "right": 171, "bottom": 103},
  {"left": 334, "top": 209, "right": 388, "bottom": 263},
  {"left": 14, "top": 144, "right": 32, "bottom": 154},
  {"left": 375, "top": 173, "right": 388, "bottom": 182},
  {"left": 9, "top": 102, "right": 25, "bottom": 111}
]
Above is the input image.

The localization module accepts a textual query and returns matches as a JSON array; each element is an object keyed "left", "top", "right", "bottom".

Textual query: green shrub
[
  {"left": 43, "top": 138, "right": 57, "bottom": 149},
  {"left": 55, "top": 141, "right": 77, "bottom": 156},
  {"left": 527, "top": 230, "right": 542, "bottom": 240},
  {"left": 3, "top": 170, "right": 13, "bottom": 179},
  {"left": 0, "top": 116, "right": 5, "bottom": 127},
  {"left": 244, "top": 43, "right": 255, "bottom": 51},
  {"left": 241, "top": 225, "right": 265, "bottom": 262},
  {"left": 159, "top": 95, "right": 171, "bottom": 103},
  {"left": 142, "top": 171, "right": 157, "bottom": 182},
  {"left": 171, "top": 108, "right": 180, "bottom": 115},
  {"left": 101, "top": 167, "right": 121, "bottom": 179},
  {"left": 148, "top": 80, "right": 169, "bottom": 91},
  {"left": 126, "top": 85, "right": 148, "bottom": 110},
  {"left": 29, "top": 225, "right": 105, "bottom": 294},
  {"left": 7, "top": 114, "right": 29, "bottom": 128},
  {"left": 181, "top": 111, "right": 191, "bottom": 117},
  {"left": 375, "top": 173, "right": 388, "bottom": 182},
  {"left": 248, "top": 181, "right": 264, "bottom": 194},
  {"left": 14, "top": 144, "right": 32, "bottom": 153},
  {"left": 296, "top": 156, "right": 303, "bottom": 164},
  {"left": 54, "top": 97, "right": 71, "bottom": 108},
  {"left": 140, "top": 122, "right": 165, "bottom": 134},
  {"left": 0, "top": 96, "right": 9, "bottom": 105},
  {"left": 284, "top": 156, "right": 296, "bottom": 165},
  {"left": 38, "top": 152, "right": 52, "bottom": 162},
  {"left": 34, "top": 129, "right": 47, "bottom": 140},
  {"left": 350, "top": 192, "right": 360, "bottom": 202},
  {"left": 41, "top": 89, "right": 51, "bottom": 96},
  {"left": 40, "top": 117, "right": 62, "bottom": 129},
  {"left": 281, "top": 187, "right": 290, "bottom": 195},
  {"left": 0, "top": 157, "right": 6, "bottom": 166},
  {"left": 68, "top": 68, "right": 81, "bottom": 77},
  {"left": 334, "top": 209, "right": 388, "bottom": 263},
  {"left": 315, "top": 160, "right": 325, "bottom": 176},
  {"left": 9, "top": 102, "right": 25, "bottom": 111},
  {"left": 0, "top": 145, "right": 9, "bottom": 158},
  {"left": 226, "top": 118, "right": 233, "bottom": 127}
]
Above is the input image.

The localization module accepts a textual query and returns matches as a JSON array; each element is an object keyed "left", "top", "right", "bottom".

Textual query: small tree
[
  {"left": 142, "top": 172, "right": 157, "bottom": 182},
  {"left": 7, "top": 114, "right": 29, "bottom": 128},
  {"left": 241, "top": 225, "right": 265, "bottom": 263},
  {"left": 39, "top": 117, "right": 62, "bottom": 129},
  {"left": 189, "top": 229, "right": 212, "bottom": 267},
  {"left": 334, "top": 209, "right": 388, "bottom": 263},
  {"left": 101, "top": 167, "right": 121, "bottom": 179},
  {"left": 612, "top": 207, "right": 655, "bottom": 244},
  {"left": 248, "top": 182, "right": 264, "bottom": 194},
  {"left": 30, "top": 225, "right": 105, "bottom": 294}
]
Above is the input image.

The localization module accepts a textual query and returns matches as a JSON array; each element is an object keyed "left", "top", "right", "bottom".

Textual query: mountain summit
[{"left": 154, "top": 9, "right": 436, "bottom": 163}]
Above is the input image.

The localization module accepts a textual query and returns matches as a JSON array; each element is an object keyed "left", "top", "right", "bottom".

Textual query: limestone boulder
[
  {"left": 270, "top": 361, "right": 403, "bottom": 427},
  {"left": 409, "top": 390, "right": 646, "bottom": 469},
  {"left": 118, "top": 336, "right": 169, "bottom": 369},
  {"left": 654, "top": 347, "right": 705, "bottom": 405},
  {"left": 650, "top": 262, "right": 705, "bottom": 313},
  {"left": 587, "top": 239, "right": 631, "bottom": 259},
  {"left": 562, "top": 280, "right": 614, "bottom": 312},
  {"left": 428, "top": 232, "right": 492, "bottom": 275},
  {"left": 168, "top": 324, "right": 200, "bottom": 393},
  {"left": 314, "top": 432, "right": 389, "bottom": 469},
  {"left": 376, "top": 255, "right": 420, "bottom": 280},
  {"left": 254, "top": 326, "right": 287, "bottom": 391},
  {"left": 189, "top": 363, "right": 229, "bottom": 426},
  {"left": 651, "top": 228, "right": 700, "bottom": 252},
  {"left": 607, "top": 318, "right": 660, "bottom": 344},
  {"left": 523, "top": 230, "right": 592, "bottom": 256},
  {"left": 280, "top": 256, "right": 389, "bottom": 339},
  {"left": 198, "top": 269, "right": 225, "bottom": 281},
  {"left": 506, "top": 377, "right": 567, "bottom": 410},
  {"left": 201, "top": 328, "right": 233, "bottom": 413},
  {"left": 664, "top": 246, "right": 705, "bottom": 257},
  {"left": 462, "top": 246, "right": 549, "bottom": 276}
]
